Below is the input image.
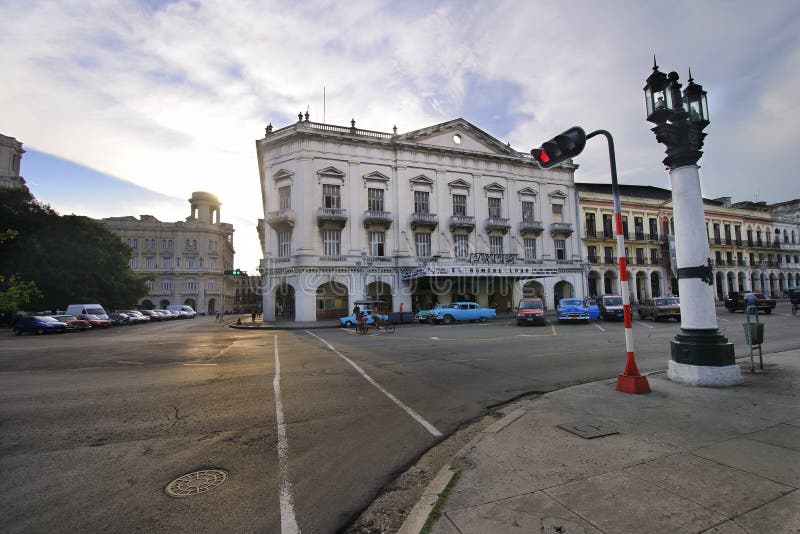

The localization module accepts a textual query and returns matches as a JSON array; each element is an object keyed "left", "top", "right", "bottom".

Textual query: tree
[
  {"left": 0, "top": 229, "right": 42, "bottom": 322},
  {"left": 0, "top": 189, "right": 151, "bottom": 314}
]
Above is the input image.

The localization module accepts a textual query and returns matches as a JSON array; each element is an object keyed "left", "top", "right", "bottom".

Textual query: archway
[
  {"left": 604, "top": 271, "right": 617, "bottom": 295},
  {"left": 553, "top": 281, "right": 574, "bottom": 302},
  {"left": 275, "top": 283, "right": 296, "bottom": 319},
  {"left": 726, "top": 272, "right": 735, "bottom": 298},
  {"left": 140, "top": 299, "right": 154, "bottom": 310},
  {"left": 650, "top": 272, "right": 661, "bottom": 298},
  {"left": 366, "top": 281, "right": 393, "bottom": 312},
  {"left": 635, "top": 272, "right": 648, "bottom": 303},
  {"left": 737, "top": 272, "right": 745, "bottom": 292},
  {"left": 588, "top": 271, "right": 601, "bottom": 297},
  {"left": 184, "top": 298, "right": 196, "bottom": 309},
  {"left": 159, "top": 299, "right": 170, "bottom": 309},
  {"left": 751, "top": 273, "right": 759, "bottom": 293},
  {"left": 769, "top": 273, "right": 777, "bottom": 297},
  {"left": 779, "top": 273, "right": 786, "bottom": 295},
  {"left": 208, "top": 298, "right": 217, "bottom": 315},
  {"left": 316, "top": 281, "right": 348, "bottom": 320},
  {"left": 715, "top": 272, "right": 724, "bottom": 300},
  {"left": 522, "top": 280, "right": 544, "bottom": 298}
]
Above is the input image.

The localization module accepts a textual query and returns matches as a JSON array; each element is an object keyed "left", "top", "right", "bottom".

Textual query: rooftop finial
[
  {"left": 304, "top": 108, "right": 310, "bottom": 121},
  {"left": 265, "top": 122, "right": 273, "bottom": 135},
  {"left": 393, "top": 125, "right": 397, "bottom": 134},
  {"left": 688, "top": 66, "right": 694, "bottom": 83},
  {"left": 653, "top": 54, "right": 658, "bottom": 70},
  {"left": 298, "top": 112, "right": 303, "bottom": 122}
]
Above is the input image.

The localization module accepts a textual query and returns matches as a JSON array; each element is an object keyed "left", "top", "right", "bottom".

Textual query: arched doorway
[
  {"left": 769, "top": 273, "right": 777, "bottom": 297},
  {"left": 726, "top": 272, "right": 735, "bottom": 298},
  {"left": 588, "top": 271, "right": 601, "bottom": 297},
  {"left": 715, "top": 272, "right": 724, "bottom": 300},
  {"left": 160, "top": 299, "right": 170, "bottom": 309},
  {"left": 778, "top": 273, "right": 786, "bottom": 295},
  {"left": 140, "top": 299, "right": 154, "bottom": 310},
  {"left": 604, "top": 271, "right": 617, "bottom": 295},
  {"left": 276, "top": 283, "right": 296, "bottom": 319},
  {"left": 208, "top": 298, "right": 217, "bottom": 315},
  {"left": 635, "top": 272, "right": 648, "bottom": 303},
  {"left": 554, "top": 281, "right": 574, "bottom": 302},
  {"left": 737, "top": 272, "right": 745, "bottom": 292},
  {"left": 366, "top": 281, "right": 393, "bottom": 311},
  {"left": 316, "top": 281, "right": 348, "bottom": 320},
  {"left": 184, "top": 298, "right": 196, "bottom": 309},
  {"left": 650, "top": 272, "right": 661, "bottom": 298},
  {"left": 522, "top": 280, "right": 544, "bottom": 298},
  {"left": 751, "top": 273, "right": 758, "bottom": 293}
]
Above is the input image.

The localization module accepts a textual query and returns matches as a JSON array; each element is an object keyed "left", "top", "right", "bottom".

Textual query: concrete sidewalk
[{"left": 404, "top": 351, "right": 800, "bottom": 533}]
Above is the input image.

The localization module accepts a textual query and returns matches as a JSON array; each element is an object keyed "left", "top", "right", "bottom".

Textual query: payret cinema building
[{"left": 256, "top": 114, "right": 586, "bottom": 322}]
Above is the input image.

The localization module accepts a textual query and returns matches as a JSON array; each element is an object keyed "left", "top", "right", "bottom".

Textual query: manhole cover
[
  {"left": 165, "top": 469, "right": 228, "bottom": 498},
  {"left": 557, "top": 421, "right": 618, "bottom": 439},
  {"left": 452, "top": 457, "right": 476, "bottom": 470}
]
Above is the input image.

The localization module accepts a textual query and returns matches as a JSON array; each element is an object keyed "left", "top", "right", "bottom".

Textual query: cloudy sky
[{"left": 3, "top": 0, "right": 799, "bottom": 271}]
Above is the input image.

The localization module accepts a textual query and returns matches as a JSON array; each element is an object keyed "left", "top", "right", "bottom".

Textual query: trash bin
[{"left": 743, "top": 323, "right": 764, "bottom": 345}]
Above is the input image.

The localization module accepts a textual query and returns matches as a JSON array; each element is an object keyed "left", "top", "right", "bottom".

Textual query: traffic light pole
[{"left": 587, "top": 130, "right": 650, "bottom": 394}]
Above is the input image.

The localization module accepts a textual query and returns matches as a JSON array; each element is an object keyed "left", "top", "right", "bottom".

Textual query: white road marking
[
  {"left": 306, "top": 330, "right": 442, "bottom": 437},
  {"left": 183, "top": 363, "right": 218, "bottom": 366},
  {"left": 633, "top": 320, "right": 655, "bottom": 329},
  {"left": 273, "top": 335, "right": 300, "bottom": 534},
  {"left": 775, "top": 312, "right": 791, "bottom": 316},
  {"left": 717, "top": 317, "right": 730, "bottom": 322},
  {"left": 592, "top": 323, "right": 606, "bottom": 332},
  {"left": 430, "top": 336, "right": 440, "bottom": 340},
  {"left": 116, "top": 360, "right": 143, "bottom": 365}
]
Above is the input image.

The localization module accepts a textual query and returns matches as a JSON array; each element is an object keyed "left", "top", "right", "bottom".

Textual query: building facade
[
  {"left": 102, "top": 192, "right": 236, "bottom": 314},
  {"left": 577, "top": 184, "right": 800, "bottom": 303},
  {"left": 257, "top": 117, "right": 585, "bottom": 321},
  {"left": 0, "top": 133, "right": 29, "bottom": 191}
]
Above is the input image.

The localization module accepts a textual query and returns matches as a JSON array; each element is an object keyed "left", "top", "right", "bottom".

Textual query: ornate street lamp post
[
  {"left": 644, "top": 58, "right": 741, "bottom": 386},
  {"left": 356, "top": 250, "right": 374, "bottom": 300}
]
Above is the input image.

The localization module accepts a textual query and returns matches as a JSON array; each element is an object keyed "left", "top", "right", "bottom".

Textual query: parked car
[
  {"left": 52, "top": 314, "right": 92, "bottom": 331},
  {"left": 13, "top": 315, "right": 68, "bottom": 335},
  {"left": 638, "top": 297, "right": 681, "bottom": 321},
  {"left": 139, "top": 310, "right": 163, "bottom": 321},
  {"left": 725, "top": 292, "right": 776, "bottom": 314},
  {"left": 76, "top": 314, "right": 112, "bottom": 329},
  {"left": 583, "top": 298, "right": 601, "bottom": 320},
  {"left": 415, "top": 304, "right": 449, "bottom": 324},
  {"left": 557, "top": 298, "right": 591, "bottom": 323},
  {"left": 599, "top": 295, "right": 625, "bottom": 321},
  {"left": 429, "top": 302, "right": 496, "bottom": 325},
  {"left": 167, "top": 304, "right": 196, "bottom": 318},
  {"left": 65, "top": 304, "right": 109, "bottom": 320},
  {"left": 516, "top": 297, "right": 546, "bottom": 326},
  {"left": 119, "top": 310, "right": 149, "bottom": 324},
  {"left": 108, "top": 312, "right": 131, "bottom": 326},
  {"left": 340, "top": 300, "right": 389, "bottom": 328},
  {"left": 155, "top": 310, "right": 174, "bottom": 320}
]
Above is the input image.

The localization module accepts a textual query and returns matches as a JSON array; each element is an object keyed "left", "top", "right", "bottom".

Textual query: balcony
[
  {"left": 267, "top": 209, "right": 296, "bottom": 229},
  {"left": 519, "top": 220, "right": 544, "bottom": 236},
  {"left": 449, "top": 215, "right": 475, "bottom": 232},
  {"left": 735, "top": 239, "right": 743, "bottom": 246},
  {"left": 603, "top": 257, "right": 616, "bottom": 265},
  {"left": 550, "top": 222, "right": 574, "bottom": 237},
  {"left": 634, "top": 231, "right": 645, "bottom": 241},
  {"left": 588, "top": 255, "right": 600, "bottom": 264},
  {"left": 318, "top": 255, "right": 349, "bottom": 262},
  {"left": 485, "top": 217, "right": 511, "bottom": 234},
  {"left": 647, "top": 233, "right": 660, "bottom": 242},
  {"left": 635, "top": 257, "right": 647, "bottom": 265},
  {"left": 317, "top": 207, "right": 348, "bottom": 228},
  {"left": 409, "top": 212, "right": 439, "bottom": 230},
  {"left": 362, "top": 210, "right": 393, "bottom": 229}
]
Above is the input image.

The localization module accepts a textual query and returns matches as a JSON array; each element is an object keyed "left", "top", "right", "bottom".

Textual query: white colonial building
[
  {"left": 102, "top": 192, "right": 236, "bottom": 314},
  {"left": 256, "top": 116, "right": 585, "bottom": 321},
  {"left": 0, "top": 133, "right": 28, "bottom": 191}
]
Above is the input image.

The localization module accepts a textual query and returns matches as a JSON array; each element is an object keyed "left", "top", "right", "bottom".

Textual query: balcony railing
[
  {"left": 319, "top": 255, "right": 349, "bottom": 262},
  {"left": 362, "top": 210, "right": 393, "bottom": 229},
  {"left": 713, "top": 237, "right": 722, "bottom": 245},
  {"left": 317, "top": 207, "right": 348, "bottom": 228},
  {"left": 588, "top": 255, "right": 600, "bottom": 264},
  {"left": 603, "top": 257, "right": 616, "bottom": 264},
  {"left": 519, "top": 220, "right": 544, "bottom": 235},
  {"left": 550, "top": 222, "right": 574, "bottom": 236},
  {"left": 634, "top": 231, "right": 645, "bottom": 241},
  {"left": 449, "top": 215, "right": 475, "bottom": 232},
  {"left": 409, "top": 212, "right": 439, "bottom": 230},
  {"left": 267, "top": 209, "right": 296, "bottom": 228},
  {"left": 647, "top": 233, "right": 660, "bottom": 242},
  {"left": 485, "top": 217, "right": 511, "bottom": 233},
  {"left": 635, "top": 257, "right": 647, "bottom": 265},
  {"left": 735, "top": 239, "right": 743, "bottom": 246}
]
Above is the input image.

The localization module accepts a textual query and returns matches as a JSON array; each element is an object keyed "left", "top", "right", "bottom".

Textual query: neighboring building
[
  {"left": 102, "top": 192, "right": 236, "bottom": 314},
  {"left": 0, "top": 133, "right": 29, "bottom": 191},
  {"left": 256, "top": 115, "right": 585, "bottom": 321},
  {"left": 577, "top": 184, "right": 800, "bottom": 303}
]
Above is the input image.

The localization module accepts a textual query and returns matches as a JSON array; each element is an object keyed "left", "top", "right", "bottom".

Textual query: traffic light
[
  {"left": 531, "top": 126, "right": 587, "bottom": 169},
  {"left": 224, "top": 269, "right": 244, "bottom": 276}
]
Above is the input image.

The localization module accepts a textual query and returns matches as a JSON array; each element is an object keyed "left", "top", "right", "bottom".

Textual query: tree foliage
[{"left": 0, "top": 188, "right": 151, "bottom": 313}]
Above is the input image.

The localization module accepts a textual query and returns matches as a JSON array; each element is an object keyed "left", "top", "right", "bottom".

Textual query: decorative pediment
[
  {"left": 362, "top": 170, "right": 390, "bottom": 188},
  {"left": 448, "top": 178, "right": 471, "bottom": 193},
  {"left": 517, "top": 187, "right": 538, "bottom": 198},
  {"left": 484, "top": 182, "right": 506, "bottom": 197},
  {"left": 548, "top": 189, "right": 568, "bottom": 200},
  {"left": 317, "top": 165, "right": 345, "bottom": 184},
  {"left": 395, "top": 118, "right": 518, "bottom": 157},
  {"left": 273, "top": 168, "right": 294, "bottom": 183},
  {"left": 409, "top": 174, "right": 434, "bottom": 189}
]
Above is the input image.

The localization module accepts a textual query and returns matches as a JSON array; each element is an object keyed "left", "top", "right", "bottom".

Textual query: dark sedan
[
  {"left": 638, "top": 297, "right": 681, "bottom": 321},
  {"left": 13, "top": 315, "right": 68, "bottom": 335}
]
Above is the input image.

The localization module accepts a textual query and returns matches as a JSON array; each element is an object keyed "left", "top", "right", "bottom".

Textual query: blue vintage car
[
  {"left": 339, "top": 300, "right": 389, "bottom": 328},
  {"left": 428, "top": 302, "right": 496, "bottom": 324},
  {"left": 583, "top": 297, "right": 601, "bottom": 320},
  {"left": 557, "top": 298, "right": 590, "bottom": 323}
]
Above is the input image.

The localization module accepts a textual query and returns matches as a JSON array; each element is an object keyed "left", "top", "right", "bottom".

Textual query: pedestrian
[
  {"left": 236, "top": 317, "right": 242, "bottom": 326},
  {"left": 251, "top": 312, "right": 256, "bottom": 324},
  {"left": 399, "top": 302, "right": 404, "bottom": 324},
  {"left": 215, "top": 311, "right": 220, "bottom": 322},
  {"left": 352, "top": 303, "right": 360, "bottom": 317}
]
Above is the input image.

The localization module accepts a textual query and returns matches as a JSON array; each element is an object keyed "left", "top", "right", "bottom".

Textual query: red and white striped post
[{"left": 588, "top": 130, "right": 650, "bottom": 394}]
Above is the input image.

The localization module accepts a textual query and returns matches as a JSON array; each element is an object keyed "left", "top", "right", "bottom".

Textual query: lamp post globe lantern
[{"left": 644, "top": 60, "right": 741, "bottom": 387}]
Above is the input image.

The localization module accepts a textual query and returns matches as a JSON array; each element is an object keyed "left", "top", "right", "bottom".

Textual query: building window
[
  {"left": 127, "top": 238, "right": 138, "bottom": 249},
  {"left": 489, "top": 236, "right": 503, "bottom": 254},
  {"left": 585, "top": 212, "right": 596, "bottom": 236},
  {"left": 488, "top": 197, "right": 502, "bottom": 218},
  {"left": 651, "top": 249, "right": 660, "bottom": 265},
  {"left": 186, "top": 279, "right": 196, "bottom": 291},
  {"left": 588, "top": 245, "right": 597, "bottom": 262},
  {"left": 208, "top": 240, "right": 217, "bottom": 252},
  {"left": 634, "top": 217, "right": 644, "bottom": 239},
  {"left": 604, "top": 246, "right": 614, "bottom": 263},
  {"left": 368, "top": 231, "right": 385, "bottom": 257},
  {"left": 522, "top": 201, "right": 535, "bottom": 222},
  {"left": 129, "top": 257, "right": 136, "bottom": 269},
  {"left": 163, "top": 257, "right": 172, "bottom": 269},
  {"left": 649, "top": 218, "right": 658, "bottom": 239},
  {"left": 145, "top": 280, "right": 153, "bottom": 290},
  {"left": 323, "top": 184, "right": 341, "bottom": 209},
  {"left": 603, "top": 214, "right": 614, "bottom": 237},
  {"left": 145, "top": 257, "right": 155, "bottom": 269},
  {"left": 414, "top": 191, "right": 430, "bottom": 214},
  {"left": 187, "top": 258, "right": 196, "bottom": 269},
  {"left": 207, "top": 279, "right": 217, "bottom": 290},
  {"left": 322, "top": 229, "right": 341, "bottom": 256},
  {"left": 278, "top": 231, "right": 291, "bottom": 258},
  {"left": 279, "top": 185, "right": 292, "bottom": 210},
  {"left": 452, "top": 194, "right": 467, "bottom": 216},
  {"left": 161, "top": 239, "right": 173, "bottom": 249},
  {"left": 161, "top": 278, "right": 171, "bottom": 291},
  {"left": 554, "top": 239, "right": 566, "bottom": 260},
  {"left": 552, "top": 204, "right": 563, "bottom": 223},
  {"left": 524, "top": 238, "right": 537, "bottom": 260},
  {"left": 368, "top": 188, "right": 384, "bottom": 212},
  {"left": 415, "top": 232, "right": 431, "bottom": 257},
  {"left": 454, "top": 234, "right": 469, "bottom": 259}
]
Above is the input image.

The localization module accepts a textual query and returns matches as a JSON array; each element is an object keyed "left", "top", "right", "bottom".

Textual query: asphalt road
[{"left": 1, "top": 305, "right": 798, "bottom": 533}]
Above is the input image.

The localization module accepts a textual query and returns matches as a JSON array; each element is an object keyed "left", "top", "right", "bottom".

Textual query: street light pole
[{"left": 644, "top": 59, "right": 740, "bottom": 386}]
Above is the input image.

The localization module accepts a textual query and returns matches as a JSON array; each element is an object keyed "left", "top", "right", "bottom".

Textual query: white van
[
  {"left": 65, "top": 304, "right": 109, "bottom": 320},
  {"left": 167, "top": 304, "right": 196, "bottom": 318}
]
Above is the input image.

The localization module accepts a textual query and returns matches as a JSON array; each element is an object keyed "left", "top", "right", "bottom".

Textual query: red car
[
  {"left": 76, "top": 314, "right": 111, "bottom": 328},
  {"left": 53, "top": 314, "right": 92, "bottom": 331}
]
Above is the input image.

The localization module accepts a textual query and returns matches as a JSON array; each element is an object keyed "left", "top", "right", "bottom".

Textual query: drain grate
[
  {"left": 556, "top": 421, "right": 618, "bottom": 439},
  {"left": 165, "top": 469, "right": 228, "bottom": 498},
  {"left": 451, "top": 457, "right": 476, "bottom": 470}
]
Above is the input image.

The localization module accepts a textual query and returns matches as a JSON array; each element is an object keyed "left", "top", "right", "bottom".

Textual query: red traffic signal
[{"left": 531, "top": 126, "right": 587, "bottom": 169}]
